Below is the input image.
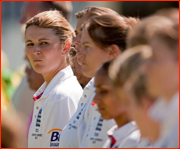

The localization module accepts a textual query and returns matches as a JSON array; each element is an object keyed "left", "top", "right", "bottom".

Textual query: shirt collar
[
  {"left": 112, "top": 121, "right": 138, "bottom": 141},
  {"left": 84, "top": 77, "right": 95, "bottom": 91},
  {"left": 148, "top": 97, "right": 167, "bottom": 122},
  {"left": 33, "top": 66, "right": 74, "bottom": 99},
  {"left": 167, "top": 91, "right": 179, "bottom": 110}
]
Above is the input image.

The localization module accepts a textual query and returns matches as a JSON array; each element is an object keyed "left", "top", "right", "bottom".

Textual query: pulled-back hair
[
  {"left": 75, "top": 6, "right": 119, "bottom": 19},
  {"left": 97, "top": 60, "right": 113, "bottom": 79},
  {"left": 84, "top": 14, "right": 139, "bottom": 51},
  {"left": 109, "top": 45, "right": 152, "bottom": 88},
  {"left": 26, "top": 10, "right": 74, "bottom": 43},
  {"left": 127, "top": 14, "right": 179, "bottom": 56},
  {"left": 25, "top": 10, "right": 75, "bottom": 64}
]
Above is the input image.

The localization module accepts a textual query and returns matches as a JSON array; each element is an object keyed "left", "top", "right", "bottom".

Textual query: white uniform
[
  {"left": 148, "top": 91, "right": 179, "bottom": 148},
  {"left": 103, "top": 121, "right": 141, "bottom": 148},
  {"left": 59, "top": 78, "right": 95, "bottom": 148},
  {"left": 28, "top": 66, "right": 83, "bottom": 148},
  {"left": 80, "top": 104, "right": 116, "bottom": 148},
  {"left": 137, "top": 138, "right": 152, "bottom": 148}
]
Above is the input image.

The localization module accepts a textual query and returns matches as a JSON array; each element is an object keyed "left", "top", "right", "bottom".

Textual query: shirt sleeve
[{"left": 42, "top": 96, "right": 77, "bottom": 148}]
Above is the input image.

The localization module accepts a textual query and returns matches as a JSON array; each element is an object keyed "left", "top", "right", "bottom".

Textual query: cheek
[
  {"left": 105, "top": 95, "right": 123, "bottom": 116},
  {"left": 25, "top": 47, "right": 32, "bottom": 57}
]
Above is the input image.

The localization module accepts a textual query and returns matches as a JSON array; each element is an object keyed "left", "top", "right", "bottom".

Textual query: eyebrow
[
  {"left": 94, "top": 84, "right": 107, "bottom": 88},
  {"left": 25, "top": 38, "right": 50, "bottom": 43},
  {"left": 81, "top": 41, "right": 90, "bottom": 45}
]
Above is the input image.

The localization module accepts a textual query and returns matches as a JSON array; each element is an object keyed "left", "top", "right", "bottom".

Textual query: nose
[
  {"left": 93, "top": 93, "right": 100, "bottom": 105},
  {"left": 73, "top": 34, "right": 81, "bottom": 53},
  {"left": 32, "top": 45, "right": 41, "bottom": 55},
  {"left": 77, "top": 47, "right": 85, "bottom": 65}
]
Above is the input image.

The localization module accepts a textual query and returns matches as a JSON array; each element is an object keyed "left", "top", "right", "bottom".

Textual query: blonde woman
[{"left": 25, "top": 10, "right": 83, "bottom": 148}]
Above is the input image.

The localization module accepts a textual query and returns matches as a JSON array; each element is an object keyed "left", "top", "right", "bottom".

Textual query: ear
[
  {"left": 107, "top": 44, "right": 121, "bottom": 59},
  {"left": 62, "top": 41, "right": 71, "bottom": 55}
]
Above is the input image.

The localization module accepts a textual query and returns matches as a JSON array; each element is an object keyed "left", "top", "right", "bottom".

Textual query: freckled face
[{"left": 25, "top": 26, "right": 64, "bottom": 75}]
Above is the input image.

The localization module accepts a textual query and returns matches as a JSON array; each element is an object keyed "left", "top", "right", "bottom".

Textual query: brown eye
[
  {"left": 100, "top": 90, "right": 108, "bottom": 95},
  {"left": 41, "top": 42, "right": 48, "bottom": 45},
  {"left": 26, "top": 43, "right": 34, "bottom": 47}
]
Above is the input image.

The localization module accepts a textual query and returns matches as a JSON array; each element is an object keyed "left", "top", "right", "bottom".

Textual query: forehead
[
  {"left": 95, "top": 71, "right": 109, "bottom": 85},
  {"left": 81, "top": 28, "right": 91, "bottom": 40},
  {"left": 25, "top": 26, "right": 56, "bottom": 39},
  {"left": 76, "top": 16, "right": 89, "bottom": 31}
]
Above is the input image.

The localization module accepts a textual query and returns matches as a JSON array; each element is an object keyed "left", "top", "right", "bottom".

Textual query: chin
[
  {"left": 101, "top": 114, "right": 112, "bottom": 120},
  {"left": 33, "top": 67, "right": 45, "bottom": 74},
  {"left": 82, "top": 69, "right": 93, "bottom": 78}
]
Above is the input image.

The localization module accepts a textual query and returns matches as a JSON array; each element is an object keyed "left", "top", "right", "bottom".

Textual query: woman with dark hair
[{"left": 77, "top": 14, "right": 139, "bottom": 147}]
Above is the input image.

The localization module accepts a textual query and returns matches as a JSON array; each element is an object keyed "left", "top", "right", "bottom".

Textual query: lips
[
  {"left": 97, "top": 107, "right": 105, "bottom": 112},
  {"left": 33, "top": 60, "right": 42, "bottom": 62}
]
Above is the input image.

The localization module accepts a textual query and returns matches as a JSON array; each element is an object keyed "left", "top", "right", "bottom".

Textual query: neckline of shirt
[
  {"left": 84, "top": 77, "right": 95, "bottom": 91},
  {"left": 33, "top": 66, "right": 73, "bottom": 100},
  {"left": 110, "top": 121, "right": 138, "bottom": 141}
]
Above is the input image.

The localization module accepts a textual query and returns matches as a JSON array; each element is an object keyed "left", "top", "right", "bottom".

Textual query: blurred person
[
  {"left": 71, "top": 55, "right": 90, "bottom": 88},
  {"left": 93, "top": 61, "right": 141, "bottom": 148},
  {"left": 127, "top": 11, "right": 179, "bottom": 148},
  {"left": 25, "top": 59, "right": 44, "bottom": 91},
  {"left": 144, "top": 22, "right": 179, "bottom": 148},
  {"left": 79, "top": 14, "right": 139, "bottom": 148},
  {"left": 109, "top": 45, "right": 159, "bottom": 147},
  {"left": 124, "top": 72, "right": 160, "bottom": 147},
  {"left": 25, "top": 10, "right": 83, "bottom": 148},
  {"left": 1, "top": 109, "right": 27, "bottom": 148},
  {"left": 19, "top": 1, "right": 72, "bottom": 24},
  {"left": 155, "top": 8, "right": 179, "bottom": 24},
  {"left": 59, "top": 7, "right": 120, "bottom": 148}
]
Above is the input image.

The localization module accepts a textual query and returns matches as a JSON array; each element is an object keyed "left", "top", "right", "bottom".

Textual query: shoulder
[
  {"left": 49, "top": 76, "right": 83, "bottom": 102},
  {"left": 120, "top": 129, "right": 141, "bottom": 148}
]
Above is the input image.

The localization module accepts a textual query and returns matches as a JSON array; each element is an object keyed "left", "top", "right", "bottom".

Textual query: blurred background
[{"left": 1, "top": 1, "right": 179, "bottom": 148}]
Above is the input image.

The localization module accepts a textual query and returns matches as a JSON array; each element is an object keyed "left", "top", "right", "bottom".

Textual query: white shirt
[
  {"left": 28, "top": 66, "right": 83, "bottom": 148},
  {"left": 103, "top": 121, "right": 141, "bottom": 148},
  {"left": 59, "top": 78, "right": 95, "bottom": 148},
  {"left": 148, "top": 91, "right": 179, "bottom": 148},
  {"left": 80, "top": 104, "right": 116, "bottom": 148},
  {"left": 162, "top": 121, "right": 179, "bottom": 148}
]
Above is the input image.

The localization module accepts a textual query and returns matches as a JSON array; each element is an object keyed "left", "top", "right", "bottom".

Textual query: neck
[
  {"left": 163, "top": 88, "right": 178, "bottom": 103},
  {"left": 145, "top": 116, "right": 160, "bottom": 142},
  {"left": 114, "top": 113, "right": 129, "bottom": 128},
  {"left": 43, "top": 61, "right": 68, "bottom": 85}
]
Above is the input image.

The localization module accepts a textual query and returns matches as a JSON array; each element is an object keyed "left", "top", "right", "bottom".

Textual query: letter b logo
[{"left": 51, "top": 132, "right": 60, "bottom": 141}]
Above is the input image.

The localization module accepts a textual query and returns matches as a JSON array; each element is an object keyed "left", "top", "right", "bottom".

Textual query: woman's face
[
  {"left": 143, "top": 39, "right": 179, "bottom": 99},
  {"left": 25, "top": 26, "right": 65, "bottom": 75},
  {"left": 124, "top": 83, "right": 159, "bottom": 140},
  {"left": 79, "top": 28, "right": 110, "bottom": 78},
  {"left": 93, "top": 71, "right": 126, "bottom": 120}
]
